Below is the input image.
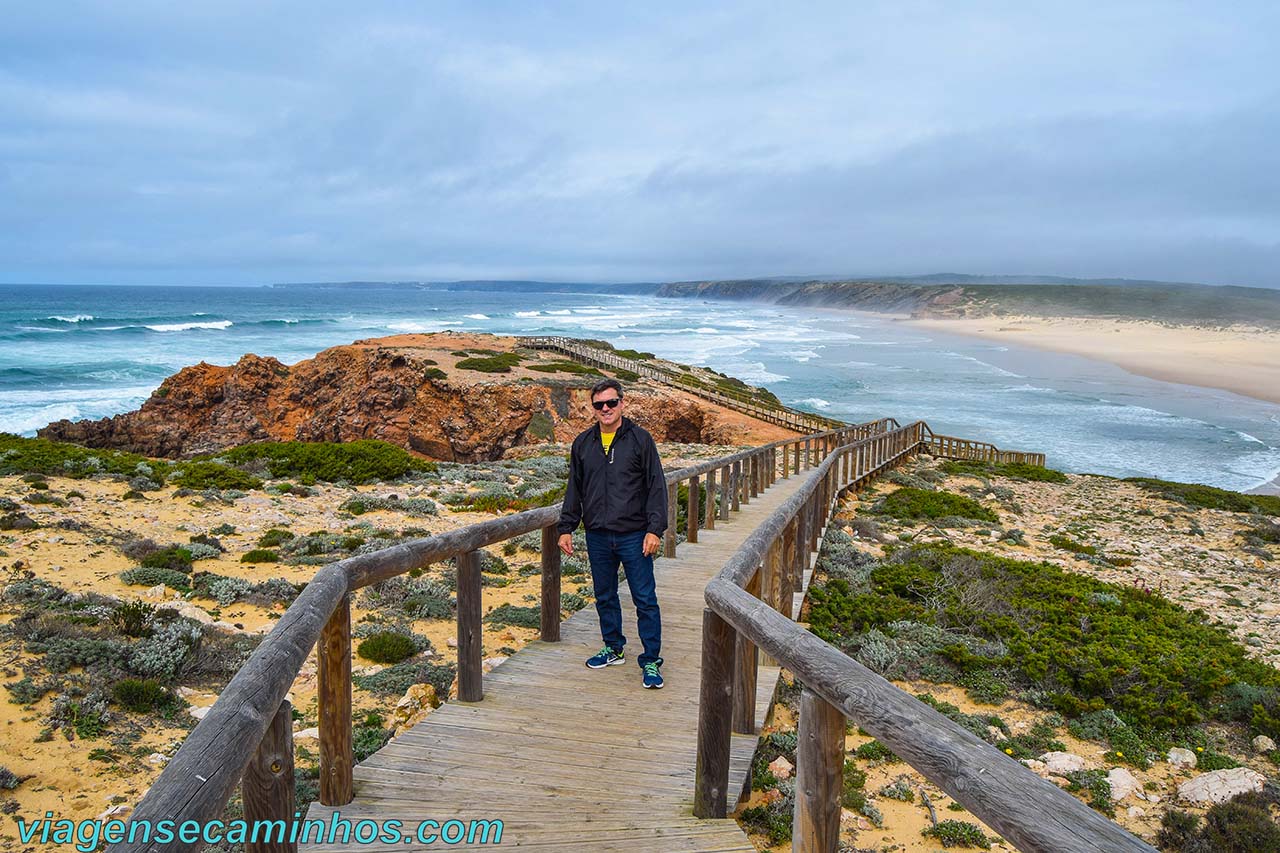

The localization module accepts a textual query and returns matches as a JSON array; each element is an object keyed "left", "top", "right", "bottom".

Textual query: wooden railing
[
  {"left": 692, "top": 422, "right": 1155, "bottom": 853},
  {"left": 111, "top": 417, "right": 897, "bottom": 853},
  {"left": 516, "top": 335, "right": 846, "bottom": 433},
  {"left": 920, "top": 423, "right": 1046, "bottom": 466}
]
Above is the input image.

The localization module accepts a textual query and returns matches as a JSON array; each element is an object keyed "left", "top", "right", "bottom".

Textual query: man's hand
[
  {"left": 642, "top": 532, "right": 661, "bottom": 557},
  {"left": 558, "top": 533, "right": 574, "bottom": 556}
]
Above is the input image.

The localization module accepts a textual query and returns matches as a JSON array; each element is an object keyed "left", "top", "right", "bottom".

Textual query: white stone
[
  {"left": 188, "top": 706, "right": 210, "bottom": 721},
  {"left": 482, "top": 656, "right": 507, "bottom": 672},
  {"left": 147, "top": 753, "right": 169, "bottom": 765},
  {"left": 1252, "top": 735, "right": 1276, "bottom": 754},
  {"left": 1177, "top": 768, "right": 1267, "bottom": 805},
  {"left": 1107, "top": 767, "right": 1141, "bottom": 801},
  {"left": 986, "top": 725, "right": 1007, "bottom": 742},
  {"left": 1038, "top": 751, "right": 1087, "bottom": 775},
  {"left": 1020, "top": 759, "right": 1048, "bottom": 777},
  {"left": 97, "top": 804, "right": 132, "bottom": 821},
  {"left": 50, "top": 565, "right": 64, "bottom": 572},
  {"left": 1127, "top": 807, "right": 1145, "bottom": 819},
  {"left": 446, "top": 637, "right": 458, "bottom": 648},
  {"left": 1167, "top": 747, "right": 1197, "bottom": 768},
  {"left": 294, "top": 727, "right": 320, "bottom": 740},
  {"left": 143, "top": 584, "right": 167, "bottom": 599},
  {"left": 768, "top": 756, "right": 794, "bottom": 780}
]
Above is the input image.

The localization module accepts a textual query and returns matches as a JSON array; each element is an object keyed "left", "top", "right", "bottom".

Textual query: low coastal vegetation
[{"left": 741, "top": 456, "right": 1280, "bottom": 850}]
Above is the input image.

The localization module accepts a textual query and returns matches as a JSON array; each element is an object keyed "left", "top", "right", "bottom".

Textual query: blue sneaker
[
  {"left": 586, "top": 646, "right": 624, "bottom": 668},
  {"left": 642, "top": 659, "right": 664, "bottom": 689}
]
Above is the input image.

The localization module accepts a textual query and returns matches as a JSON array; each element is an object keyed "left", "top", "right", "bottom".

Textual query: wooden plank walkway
[{"left": 302, "top": 468, "right": 823, "bottom": 851}]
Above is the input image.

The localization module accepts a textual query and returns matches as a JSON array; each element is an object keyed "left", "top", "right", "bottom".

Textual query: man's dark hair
[{"left": 590, "top": 378, "right": 624, "bottom": 400}]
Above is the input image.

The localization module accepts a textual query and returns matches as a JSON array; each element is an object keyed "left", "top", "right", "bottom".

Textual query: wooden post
[
  {"left": 705, "top": 468, "right": 717, "bottom": 530},
  {"left": 540, "top": 525, "right": 561, "bottom": 642},
  {"left": 732, "top": 570, "right": 760, "bottom": 734},
  {"left": 457, "top": 550, "right": 483, "bottom": 702},
  {"left": 243, "top": 700, "right": 296, "bottom": 853},
  {"left": 665, "top": 482, "right": 678, "bottom": 558},
  {"left": 317, "top": 595, "right": 352, "bottom": 806},
  {"left": 693, "top": 609, "right": 736, "bottom": 818},
  {"left": 741, "top": 458, "right": 751, "bottom": 505},
  {"left": 782, "top": 519, "right": 798, "bottom": 619},
  {"left": 760, "top": 540, "right": 782, "bottom": 665},
  {"left": 687, "top": 474, "right": 699, "bottom": 544},
  {"left": 751, "top": 453, "right": 760, "bottom": 497},
  {"left": 719, "top": 465, "right": 730, "bottom": 520},
  {"left": 793, "top": 687, "right": 845, "bottom": 853},
  {"left": 793, "top": 441, "right": 800, "bottom": 475},
  {"left": 731, "top": 461, "right": 741, "bottom": 512}
]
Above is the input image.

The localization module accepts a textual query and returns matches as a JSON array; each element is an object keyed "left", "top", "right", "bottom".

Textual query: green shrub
[
  {"left": 484, "top": 604, "right": 541, "bottom": 629},
  {"left": 1158, "top": 790, "right": 1280, "bottom": 852},
  {"left": 922, "top": 820, "right": 991, "bottom": 849},
  {"left": 357, "top": 632, "right": 418, "bottom": 664},
  {"left": 353, "top": 724, "right": 393, "bottom": 761},
  {"left": 527, "top": 360, "right": 603, "bottom": 376},
  {"left": 111, "top": 601, "right": 155, "bottom": 638},
  {"left": 941, "top": 459, "right": 1067, "bottom": 483},
  {"left": 240, "top": 549, "right": 280, "bottom": 563},
  {"left": 1048, "top": 533, "right": 1097, "bottom": 555},
  {"left": 257, "top": 528, "right": 295, "bottom": 548},
  {"left": 210, "top": 523, "right": 237, "bottom": 536},
  {"left": 0, "top": 433, "right": 162, "bottom": 479},
  {"left": 217, "top": 440, "right": 435, "bottom": 484},
  {"left": 353, "top": 660, "right": 455, "bottom": 699},
  {"left": 424, "top": 367, "right": 447, "bottom": 381},
  {"left": 873, "top": 488, "right": 998, "bottom": 523},
  {"left": 170, "top": 461, "right": 262, "bottom": 491},
  {"left": 613, "top": 348, "right": 655, "bottom": 360},
  {"left": 120, "top": 567, "right": 190, "bottom": 591},
  {"left": 140, "top": 546, "right": 193, "bottom": 572},
  {"left": 455, "top": 353, "right": 521, "bottom": 373},
  {"left": 112, "top": 679, "right": 173, "bottom": 713},
  {"left": 341, "top": 495, "right": 438, "bottom": 516},
  {"left": 808, "top": 543, "right": 1280, "bottom": 732},
  {"left": 854, "top": 739, "right": 900, "bottom": 763},
  {"left": 1124, "top": 477, "right": 1280, "bottom": 515}
]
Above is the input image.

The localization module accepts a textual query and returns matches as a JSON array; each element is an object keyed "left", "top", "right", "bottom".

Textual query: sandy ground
[{"left": 906, "top": 315, "right": 1280, "bottom": 406}]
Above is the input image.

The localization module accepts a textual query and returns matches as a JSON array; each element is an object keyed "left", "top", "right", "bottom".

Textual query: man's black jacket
[{"left": 557, "top": 416, "right": 668, "bottom": 536}]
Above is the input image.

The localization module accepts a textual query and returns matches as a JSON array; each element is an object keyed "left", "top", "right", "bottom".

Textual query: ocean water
[{"left": 2, "top": 283, "right": 1279, "bottom": 493}]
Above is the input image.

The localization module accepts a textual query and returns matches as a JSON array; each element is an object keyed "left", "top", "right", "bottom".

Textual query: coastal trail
[{"left": 301, "top": 466, "right": 819, "bottom": 851}]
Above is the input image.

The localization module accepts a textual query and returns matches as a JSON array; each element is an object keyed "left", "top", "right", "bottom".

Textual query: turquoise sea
[{"left": 2, "top": 283, "right": 1279, "bottom": 493}]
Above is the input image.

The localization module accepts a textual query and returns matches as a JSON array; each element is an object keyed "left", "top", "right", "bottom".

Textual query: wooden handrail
[
  {"left": 112, "top": 416, "right": 891, "bottom": 853},
  {"left": 692, "top": 423, "right": 1156, "bottom": 853}
]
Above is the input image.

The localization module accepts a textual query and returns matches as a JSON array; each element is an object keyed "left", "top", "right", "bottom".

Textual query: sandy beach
[{"left": 905, "top": 315, "right": 1280, "bottom": 407}]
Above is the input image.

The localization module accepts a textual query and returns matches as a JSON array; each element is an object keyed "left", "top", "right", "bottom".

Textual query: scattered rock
[
  {"left": 1127, "top": 806, "right": 1145, "bottom": 819},
  {"left": 1167, "top": 747, "right": 1197, "bottom": 768},
  {"left": 143, "top": 584, "right": 167, "bottom": 599},
  {"left": 1038, "top": 751, "right": 1087, "bottom": 775},
  {"left": 391, "top": 684, "right": 441, "bottom": 735},
  {"left": 760, "top": 789, "right": 782, "bottom": 806},
  {"left": 146, "top": 753, "right": 169, "bottom": 765},
  {"left": 1107, "top": 767, "right": 1140, "bottom": 801},
  {"left": 768, "top": 756, "right": 794, "bottom": 780},
  {"left": 1177, "top": 768, "right": 1267, "bottom": 805},
  {"left": 1252, "top": 734, "right": 1276, "bottom": 754},
  {"left": 446, "top": 637, "right": 458, "bottom": 649},
  {"left": 97, "top": 804, "right": 132, "bottom": 821},
  {"left": 986, "top": 725, "right": 1007, "bottom": 742},
  {"left": 294, "top": 727, "right": 320, "bottom": 740},
  {"left": 49, "top": 564, "right": 63, "bottom": 572},
  {"left": 1020, "top": 759, "right": 1048, "bottom": 777},
  {"left": 188, "top": 706, "right": 210, "bottom": 721},
  {"left": 482, "top": 656, "right": 508, "bottom": 672}
]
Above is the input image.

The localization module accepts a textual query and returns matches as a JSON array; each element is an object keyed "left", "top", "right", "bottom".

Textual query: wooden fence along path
[
  {"left": 303, "top": 467, "right": 817, "bottom": 851},
  {"left": 110, "top": 347, "right": 1138, "bottom": 853}
]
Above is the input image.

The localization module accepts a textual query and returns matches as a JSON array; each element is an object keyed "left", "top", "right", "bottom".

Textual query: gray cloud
[{"left": 1, "top": 1, "right": 1277, "bottom": 286}]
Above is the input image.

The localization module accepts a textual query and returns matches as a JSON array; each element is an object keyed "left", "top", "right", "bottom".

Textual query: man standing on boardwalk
[{"left": 557, "top": 378, "right": 668, "bottom": 689}]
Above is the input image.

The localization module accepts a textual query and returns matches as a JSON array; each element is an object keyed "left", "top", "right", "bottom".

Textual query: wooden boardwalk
[{"left": 302, "top": 468, "right": 822, "bottom": 851}]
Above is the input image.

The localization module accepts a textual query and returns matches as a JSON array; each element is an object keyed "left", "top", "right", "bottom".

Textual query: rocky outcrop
[{"left": 40, "top": 334, "right": 782, "bottom": 461}]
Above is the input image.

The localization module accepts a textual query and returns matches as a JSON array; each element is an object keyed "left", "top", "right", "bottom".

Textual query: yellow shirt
[{"left": 601, "top": 430, "right": 616, "bottom": 454}]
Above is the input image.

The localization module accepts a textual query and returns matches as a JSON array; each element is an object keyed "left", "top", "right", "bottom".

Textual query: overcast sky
[{"left": 2, "top": 2, "right": 1277, "bottom": 287}]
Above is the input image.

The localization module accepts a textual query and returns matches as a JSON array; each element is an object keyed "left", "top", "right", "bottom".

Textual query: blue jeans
[{"left": 585, "top": 529, "right": 662, "bottom": 667}]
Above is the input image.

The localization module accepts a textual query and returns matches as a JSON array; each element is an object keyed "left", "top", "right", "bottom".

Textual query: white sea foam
[
  {"left": 465, "top": 313, "right": 490, "bottom": 320},
  {"left": 47, "top": 314, "right": 94, "bottom": 323},
  {"left": 1234, "top": 430, "right": 1266, "bottom": 445},
  {"left": 145, "top": 320, "right": 233, "bottom": 332},
  {"left": 546, "top": 309, "right": 572, "bottom": 315},
  {"left": 795, "top": 397, "right": 831, "bottom": 410},
  {"left": 386, "top": 320, "right": 440, "bottom": 333},
  {"left": 514, "top": 311, "right": 541, "bottom": 317},
  {"left": 787, "top": 349, "right": 821, "bottom": 362},
  {"left": 17, "top": 326, "right": 69, "bottom": 333}
]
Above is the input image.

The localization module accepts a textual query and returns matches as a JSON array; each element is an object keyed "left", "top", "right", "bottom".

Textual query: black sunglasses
[{"left": 591, "top": 397, "right": 621, "bottom": 410}]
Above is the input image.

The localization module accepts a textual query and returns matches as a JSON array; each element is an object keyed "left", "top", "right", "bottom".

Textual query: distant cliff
[
  {"left": 39, "top": 333, "right": 790, "bottom": 460},
  {"left": 658, "top": 279, "right": 1280, "bottom": 327}
]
